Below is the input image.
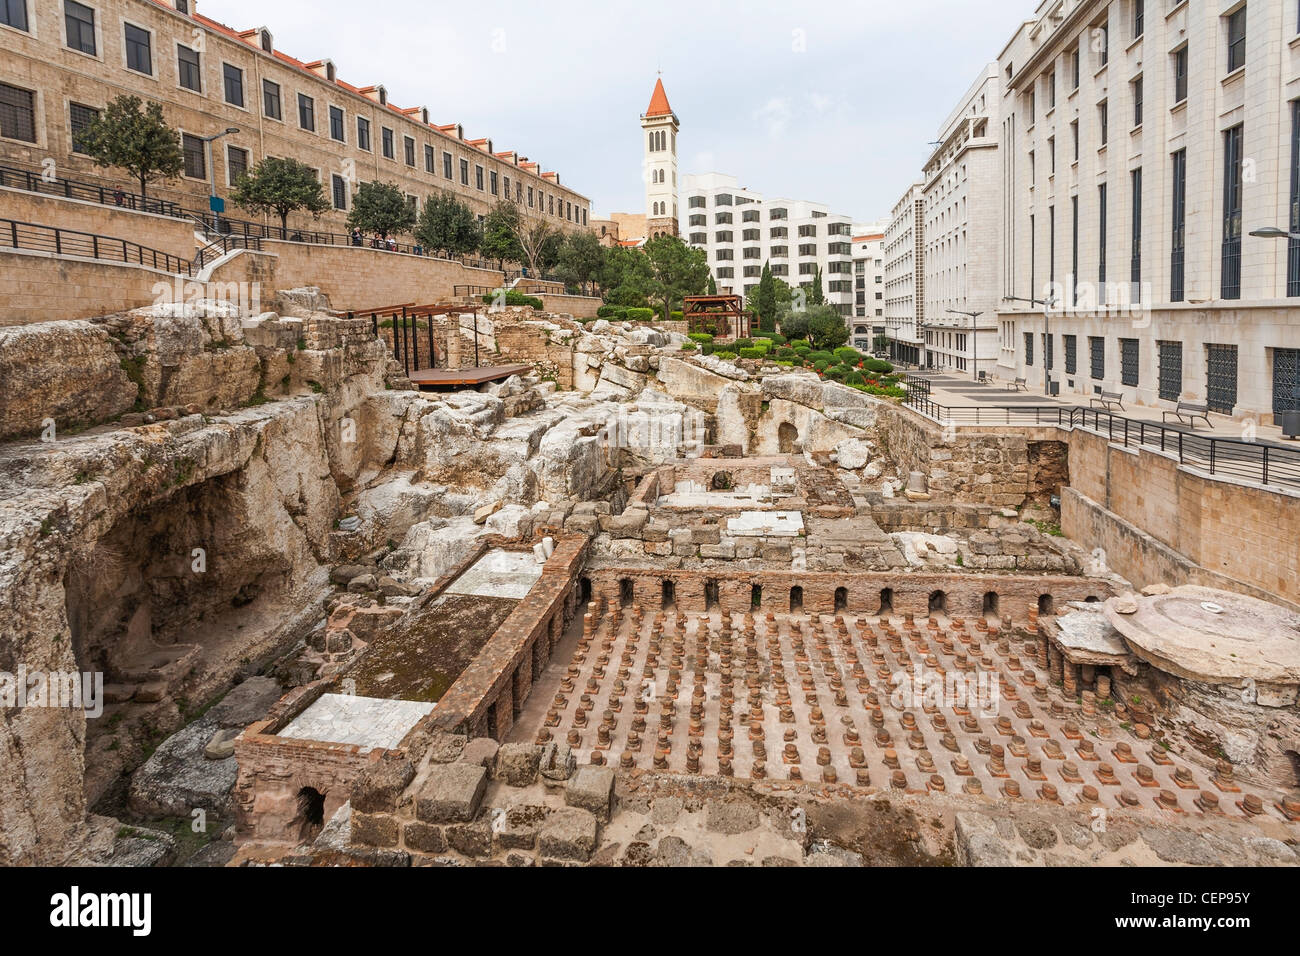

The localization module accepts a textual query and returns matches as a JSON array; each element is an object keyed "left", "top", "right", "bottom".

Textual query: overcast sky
[{"left": 208, "top": 0, "right": 1030, "bottom": 223}]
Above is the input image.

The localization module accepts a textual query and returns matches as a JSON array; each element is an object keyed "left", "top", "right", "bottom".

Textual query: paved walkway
[{"left": 910, "top": 372, "right": 1297, "bottom": 447}]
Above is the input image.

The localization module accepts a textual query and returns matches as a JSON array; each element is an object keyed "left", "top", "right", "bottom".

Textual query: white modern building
[
  {"left": 996, "top": 0, "right": 1300, "bottom": 420},
  {"left": 883, "top": 182, "right": 925, "bottom": 366},
  {"left": 920, "top": 63, "right": 1004, "bottom": 380},
  {"left": 851, "top": 225, "right": 889, "bottom": 350},
  {"left": 683, "top": 172, "right": 861, "bottom": 316}
]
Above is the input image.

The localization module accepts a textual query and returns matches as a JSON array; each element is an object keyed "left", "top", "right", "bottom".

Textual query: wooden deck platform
[{"left": 408, "top": 364, "right": 532, "bottom": 388}]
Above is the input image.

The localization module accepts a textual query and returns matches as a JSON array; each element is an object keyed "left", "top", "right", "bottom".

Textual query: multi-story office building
[
  {"left": 0, "top": 0, "right": 591, "bottom": 235},
  {"left": 883, "top": 182, "right": 925, "bottom": 365},
  {"left": 920, "top": 64, "right": 1004, "bottom": 379},
  {"left": 851, "top": 226, "right": 887, "bottom": 350},
  {"left": 683, "top": 172, "right": 860, "bottom": 316},
  {"left": 996, "top": 0, "right": 1300, "bottom": 421}
]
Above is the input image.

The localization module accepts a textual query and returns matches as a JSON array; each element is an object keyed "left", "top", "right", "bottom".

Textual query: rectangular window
[
  {"left": 1171, "top": 149, "right": 1186, "bottom": 301},
  {"left": 178, "top": 44, "right": 201, "bottom": 92},
  {"left": 1208, "top": 344, "right": 1239, "bottom": 414},
  {"left": 182, "top": 132, "right": 205, "bottom": 179},
  {"left": 1131, "top": 167, "right": 1142, "bottom": 295},
  {"left": 459, "top": 158, "right": 469, "bottom": 185},
  {"left": 223, "top": 63, "right": 244, "bottom": 107},
  {"left": 1099, "top": 101, "right": 1108, "bottom": 145},
  {"left": 404, "top": 136, "right": 415, "bottom": 167},
  {"left": 1173, "top": 46, "right": 1188, "bottom": 103},
  {"left": 1099, "top": 23, "right": 1109, "bottom": 66},
  {"left": 1, "top": 0, "right": 29, "bottom": 32},
  {"left": 490, "top": 170, "right": 498, "bottom": 195},
  {"left": 1222, "top": 124, "right": 1243, "bottom": 299},
  {"left": 1098, "top": 182, "right": 1107, "bottom": 286},
  {"left": 226, "top": 144, "right": 248, "bottom": 183},
  {"left": 1049, "top": 204, "right": 1056, "bottom": 287},
  {"left": 381, "top": 127, "right": 394, "bottom": 159},
  {"left": 1290, "top": 101, "right": 1300, "bottom": 297},
  {"left": 298, "top": 94, "right": 315, "bottom": 132},
  {"left": 442, "top": 151, "right": 452, "bottom": 179},
  {"left": 1071, "top": 122, "right": 1078, "bottom": 162},
  {"left": 331, "top": 173, "right": 347, "bottom": 211},
  {"left": 1132, "top": 75, "right": 1143, "bottom": 127},
  {"left": 69, "top": 102, "right": 99, "bottom": 154},
  {"left": 124, "top": 23, "right": 152, "bottom": 75},
  {"left": 1072, "top": 46, "right": 1081, "bottom": 89},
  {"left": 1133, "top": 0, "right": 1144, "bottom": 38},
  {"left": 355, "top": 117, "right": 370, "bottom": 152},
  {"left": 1120, "top": 338, "right": 1139, "bottom": 386},
  {"left": 1044, "top": 333, "right": 1054, "bottom": 370},
  {"left": 1090, "top": 336, "right": 1105, "bottom": 379},
  {"left": 329, "top": 106, "right": 344, "bottom": 142},
  {"left": 475, "top": 165, "right": 484, "bottom": 190},
  {"left": 1047, "top": 70, "right": 1056, "bottom": 110},
  {"left": 1065, "top": 334, "right": 1078, "bottom": 375},
  {"left": 1158, "top": 340, "right": 1182, "bottom": 401},
  {"left": 1071, "top": 195, "right": 1079, "bottom": 304},
  {"left": 528, "top": 186, "right": 534, "bottom": 207},
  {"left": 1227, "top": 6, "right": 1246, "bottom": 73},
  {"left": 1024, "top": 331, "right": 1034, "bottom": 366},
  {"left": 65, "top": 1, "right": 96, "bottom": 55},
  {"left": 0, "top": 82, "right": 36, "bottom": 143},
  {"left": 1049, "top": 136, "right": 1056, "bottom": 174},
  {"left": 1029, "top": 213, "right": 1036, "bottom": 302}
]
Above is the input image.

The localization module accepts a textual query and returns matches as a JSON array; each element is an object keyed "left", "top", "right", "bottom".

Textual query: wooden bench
[
  {"left": 1162, "top": 401, "right": 1212, "bottom": 428},
  {"left": 1090, "top": 390, "right": 1124, "bottom": 411},
  {"left": 1006, "top": 377, "right": 1028, "bottom": 391}
]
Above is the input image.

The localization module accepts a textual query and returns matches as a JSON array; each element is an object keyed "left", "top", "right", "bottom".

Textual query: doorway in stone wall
[{"left": 778, "top": 422, "right": 799, "bottom": 454}]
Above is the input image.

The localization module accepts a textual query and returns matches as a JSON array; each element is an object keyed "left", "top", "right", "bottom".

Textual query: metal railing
[
  {"left": 194, "top": 234, "right": 263, "bottom": 271},
  {"left": 901, "top": 383, "right": 1300, "bottom": 490},
  {"left": 0, "top": 162, "right": 184, "bottom": 218},
  {"left": 0, "top": 216, "right": 193, "bottom": 276},
  {"left": 348, "top": 302, "right": 440, "bottom": 377}
]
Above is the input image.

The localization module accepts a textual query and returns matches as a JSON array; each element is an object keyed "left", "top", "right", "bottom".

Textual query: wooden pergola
[{"left": 682, "top": 294, "right": 753, "bottom": 341}]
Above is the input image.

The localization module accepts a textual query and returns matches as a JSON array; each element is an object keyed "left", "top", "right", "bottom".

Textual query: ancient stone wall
[{"left": 537, "top": 293, "right": 602, "bottom": 319}]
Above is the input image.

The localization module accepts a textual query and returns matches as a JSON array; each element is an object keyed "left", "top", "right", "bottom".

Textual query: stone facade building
[
  {"left": 683, "top": 171, "right": 862, "bottom": 317},
  {"left": 920, "top": 63, "right": 1003, "bottom": 380},
  {"left": 995, "top": 0, "right": 1300, "bottom": 420},
  {"left": 884, "top": 182, "right": 925, "bottom": 365},
  {"left": 642, "top": 78, "right": 679, "bottom": 240},
  {"left": 0, "top": 0, "right": 591, "bottom": 237}
]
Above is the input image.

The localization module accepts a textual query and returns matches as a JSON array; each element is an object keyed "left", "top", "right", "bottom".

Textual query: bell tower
[{"left": 642, "top": 77, "right": 679, "bottom": 239}]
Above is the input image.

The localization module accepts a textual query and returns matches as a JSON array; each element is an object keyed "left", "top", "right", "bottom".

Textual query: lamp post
[
  {"left": 1250, "top": 227, "right": 1300, "bottom": 435},
  {"left": 946, "top": 309, "right": 983, "bottom": 382},
  {"left": 1003, "top": 293, "right": 1059, "bottom": 395},
  {"left": 1247, "top": 227, "right": 1300, "bottom": 240},
  {"left": 199, "top": 127, "right": 240, "bottom": 232}
]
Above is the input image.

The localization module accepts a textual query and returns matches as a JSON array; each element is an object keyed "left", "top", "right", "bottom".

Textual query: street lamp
[
  {"left": 1003, "top": 293, "right": 1059, "bottom": 396},
  {"left": 1248, "top": 226, "right": 1300, "bottom": 240},
  {"left": 946, "top": 309, "right": 983, "bottom": 382},
  {"left": 199, "top": 127, "right": 240, "bottom": 231}
]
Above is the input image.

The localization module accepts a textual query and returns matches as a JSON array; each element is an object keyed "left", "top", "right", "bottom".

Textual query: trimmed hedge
[
  {"left": 483, "top": 290, "right": 543, "bottom": 310},
  {"left": 738, "top": 347, "right": 764, "bottom": 360},
  {"left": 864, "top": 358, "right": 894, "bottom": 373},
  {"left": 688, "top": 332, "right": 715, "bottom": 344},
  {"left": 834, "top": 347, "right": 864, "bottom": 365},
  {"left": 809, "top": 351, "right": 834, "bottom": 365},
  {"left": 714, "top": 350, "right": 738, "bottom": 360},
  {"left": 626, "top": 307, "right": 655, "bottom": 321}
]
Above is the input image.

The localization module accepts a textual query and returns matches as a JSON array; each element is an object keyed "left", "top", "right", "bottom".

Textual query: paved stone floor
[{"left": 520, "top": 606, "right": 1299, "bottom": 825}]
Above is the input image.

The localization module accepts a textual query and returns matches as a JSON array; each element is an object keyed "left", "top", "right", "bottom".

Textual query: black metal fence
[
  {"left": 348, "top": 304, "right": 437, "bottom": 377},
  {"left": 901, "top": 382, "right": 1300, "bottom": 490},
  {"left": 0, "top": 163, "right": 184, "bottom": 218},
  {"left": 0, "top": 217, "right": 193, "bottom": 276},
  {"left": 194, "top": 234, "right": 263, "bottom": 270}
]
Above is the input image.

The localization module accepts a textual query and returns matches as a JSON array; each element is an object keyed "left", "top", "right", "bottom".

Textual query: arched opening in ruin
[
  {"left": 1038, "top": 594, "right": 1055, "bottom": 616},
  {"left": 1283, "top": 749, "right": 1300, "bottom": 789},
  {"left": 1084, "top": 595, "right": 1100, "bottom": 603},
  {"left": 928, "top": 590, "right": 947, "bottom": 614},
  {"left": 294, "top": 786, "right": 326, "bottom": 842},
  {"left": 579, "top": 576, "right": 592, "bottom": 606},
  {"left": 778, "top": 422, "right": 799, "bottom": 455},
  {"left": 662, "top": 579, "right": 675, "bottom": 609},
  {"left": 751, "top": 584, "right": 762, "bottom": 610},
  {"left": 619, "top": 578, "right": 634, "bottom": 607},
  {"left": 982, "top": 591, "right": 999, "bottom": 616},
  {"left": 789, "top": 586, "right": 804, "bottom": 613},
  {"left": 710, "top": 471, "right": 734, "bottom": 491},
  {"left": 877, "top": 588, "right": 894, "bottom": 615},
  {"left": 834, "top": 587, "right": 848, "bottom": 612},
  {"left": 705, "top": 579, "right": 720, "bottom": 611}
]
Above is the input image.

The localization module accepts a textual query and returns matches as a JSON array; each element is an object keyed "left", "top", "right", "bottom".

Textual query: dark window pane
[
  {"left": 65, "top": 1, "right": 95, "bottom": 55},
  {"left": 1, "top": 0, "right": 29, "bottom": 32},
  {"left": 69, "top": 101, "right": 99, "bottom": 153},
  {"left": 178, "top": 45, "right": 201, "bottom": 92},
  {"left": 223, "top": 64, "right": 243, "bottom": 107},
  {"left": 125, "top": 23, "right": 151, "bottom": 74},
  {"left": 0, "top": 82, "right": 36, "bottom": 142}
]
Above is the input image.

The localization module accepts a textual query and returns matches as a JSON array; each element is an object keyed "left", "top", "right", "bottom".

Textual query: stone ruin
[{"left": 0, "top": 296, "right": 1296, "bottom": 867}]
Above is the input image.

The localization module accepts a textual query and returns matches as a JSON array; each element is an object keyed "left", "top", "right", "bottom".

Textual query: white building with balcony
[{"left": 884, "top": 182, "right": 926, "bottom": 366}]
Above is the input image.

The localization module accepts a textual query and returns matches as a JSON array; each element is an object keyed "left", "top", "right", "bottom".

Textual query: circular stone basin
[{"left": 1105, "top": 585, "right": 1300, "bottom": 686}]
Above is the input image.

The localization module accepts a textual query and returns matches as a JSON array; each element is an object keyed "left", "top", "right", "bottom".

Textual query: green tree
[
  {"left": 752, "top": 262, "right": 777, "bottom": 332},
  {"left": 414, "top": 191, "right": 481, "bottom": 259},
  {"left": 643, "top": 235, "right": 710, "bottom": 320},
  {"left": 553, "top": 230, "right": 605, "bottom": 295},
  {"left": 804, "top": 305, "right": 849, "bottom": 350},
  {"left": 347, "top": 181, "right": 416, "bottom": 240},
  {"left": 229, "top": 157, "right": 329, "bottom": 233},
  {"left": 77, "top": 95, "right": 183, "bottom": 199},
  {"left": 805, "top": 264, "right": 826, "bottom": 306},
  {"left": 706, "top": 272, "right": 718, "bottom": 295},
  {"left": 480, "top": 201, "right": 524, "bottom": 269}
]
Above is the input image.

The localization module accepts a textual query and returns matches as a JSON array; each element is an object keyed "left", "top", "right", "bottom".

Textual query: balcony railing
[
  {"left": 0, "top": 162, "right": 184, "bottom": 218},
  {"left": 0, "top": 217, "right": 192, "bottom": 276}
]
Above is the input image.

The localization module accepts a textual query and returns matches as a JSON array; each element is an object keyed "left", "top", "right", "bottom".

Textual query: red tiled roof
[{"left": 645, "top": 78, "right": 672, "bottom": 117}]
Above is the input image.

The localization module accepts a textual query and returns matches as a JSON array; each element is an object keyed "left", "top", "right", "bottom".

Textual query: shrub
[
  {"left": 864, "top": 358, "right": 894, "bottom": 374},
  {"left": 834, "top": 346, "right": 864, "bottom": 365},
  {"left": 809, "top": 351, "right": 834, "bottom": 365},
  {"left": 792, "top": 340, "right": 812, "bottom": 352},
  {"left": 670, "top": 310, "right": 683, "bottom": 320},
  {"left": 738, "top": 347, "right": 764, "bottom": 360},
  {"left": 688, "top": 332, "right": 714, "bottom": 344},
  {"left": 824, "top": 364, "right": 850, "bottom": 381},
  {"left": 596, "top": 305, "right": 618, "bottom": 318},
  {"left": 766, "top": 332, "right": 787, "bottom": 345},
  {"left": 844, "top": 370, "right": 866, "bottom": 386},
  {"left": 732, "top": 338, "right": 754, "bottom": 350},
  {"left": 813, "top": 359, "right": 831, "bottom": 372},
  {"left": 626, "top": 307, "right": 655, "bottom": 321},
  {"left": 680, "top": 342, "right": 697, "bottom": 352},
  {"left": 482, "top": 290, "right": 543, "bottom": 310},
  {"left": 714, "top": 350, "right": 738, "bottom": 360}
]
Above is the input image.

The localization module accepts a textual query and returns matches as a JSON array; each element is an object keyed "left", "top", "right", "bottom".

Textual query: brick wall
[
  {"left": 0, "top": 249, "right": 177, "bottom": 324},
  {"left": 0, "top": 186, "right": 198, "bottom": 260}
]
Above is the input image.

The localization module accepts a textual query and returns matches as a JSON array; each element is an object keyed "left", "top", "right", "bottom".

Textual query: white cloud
[{"left": 753, "top": 97, "right": 794, "bottom": 139}]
